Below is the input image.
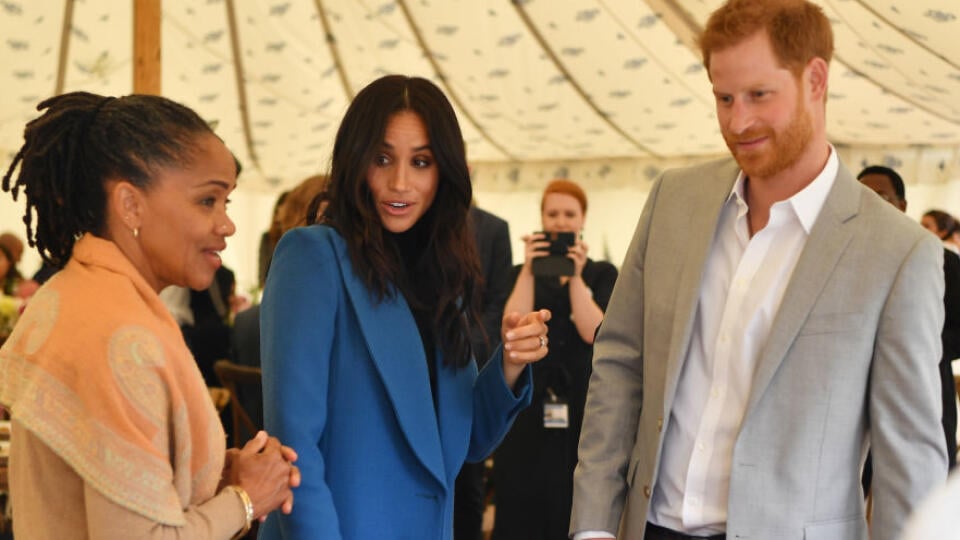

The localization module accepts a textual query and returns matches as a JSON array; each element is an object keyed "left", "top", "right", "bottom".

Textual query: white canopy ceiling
[{"left": 2, "top": 0, "right": 959, "bottom": 192}]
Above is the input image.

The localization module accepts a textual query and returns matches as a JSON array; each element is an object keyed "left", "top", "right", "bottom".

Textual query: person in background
[
  {"left": 922, "top": 209, "right": 960, "bottom": 254},
  {"left": 183, "top": 264, "right": 237, "bottom": 386},
  {"left": 570, "top": 1, "right": 946, "bottom": 539},
  {"left": 231, "top": 174, "right": 328, "bottom": 431},
  {"left": 453, "top": 202, "right": 514, "bottom": 540},
  {"left": 0, "top": 232, "right": 39, "bottom": 299},
  {"left": 859, "top": 165, "right": 960, "bottom": 472},
  {"left": 258, "top": 190, "right": 289, "bottom": 290},
  {"left": 492, "top": 179, "right": 617, "bottom": 540},
  {"left": 0, "top": 233, "right": 24, "bottom": 269},
  {"left": 0, "top": 91, "right": 298, "bottom": 539},
  {"left": 0, "top": 243, "right": 21, "bottom": 297},
  {"left": 259, "top": 75, "right": 551, "bottom": 540}
]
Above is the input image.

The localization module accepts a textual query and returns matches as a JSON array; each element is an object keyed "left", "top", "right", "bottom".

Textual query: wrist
[{"left": 225, "top": 485, "right": 254, "bottom": 539}]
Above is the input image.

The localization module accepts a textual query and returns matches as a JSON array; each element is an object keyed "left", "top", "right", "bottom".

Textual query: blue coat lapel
[
  {"left": 329, "top": 236, "right": 447, "bottom": 487},
  {"left": 435, "top": 356, "right": 476, "bottom": 484}
]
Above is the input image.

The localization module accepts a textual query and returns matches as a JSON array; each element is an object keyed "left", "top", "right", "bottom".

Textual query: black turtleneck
[{"left": 385, "top": 221, "right": 439, "bottom": 410}]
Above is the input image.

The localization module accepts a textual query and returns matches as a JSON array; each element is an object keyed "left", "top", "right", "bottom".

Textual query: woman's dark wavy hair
[
  {"left": 310, "top": 75, "right": 482, "bottom": 368},
  {"left": 2, "top": 91, "right": 214, "bottom": 267}
]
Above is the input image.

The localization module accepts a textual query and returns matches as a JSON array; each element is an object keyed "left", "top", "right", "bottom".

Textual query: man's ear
[
  {"left": 109, "top": 180, "right": 145, "bottom": 232},
  {"left": 805, "top": 57, "right": 829, "bottom": 102}
]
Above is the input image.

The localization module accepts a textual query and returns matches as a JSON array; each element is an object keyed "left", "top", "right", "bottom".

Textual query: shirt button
[{"left": 698, "top": 443, "right": 705, "bottom": 451}]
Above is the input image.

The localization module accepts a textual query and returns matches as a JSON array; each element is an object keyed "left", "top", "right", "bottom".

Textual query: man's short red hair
[{"left": 699, "top": 0, "right": 833, "bottom": 78}]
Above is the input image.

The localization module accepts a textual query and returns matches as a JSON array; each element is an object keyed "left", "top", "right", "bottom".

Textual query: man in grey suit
[{"left": 570, "top": 1, "right": 947, "bottom": 539}]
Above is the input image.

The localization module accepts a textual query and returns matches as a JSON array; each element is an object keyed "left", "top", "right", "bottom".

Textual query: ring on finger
[{"left": 538, "top": 335, "right": 546, "bottom": 348}]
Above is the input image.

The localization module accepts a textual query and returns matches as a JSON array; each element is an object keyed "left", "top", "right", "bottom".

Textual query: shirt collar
[{"left": 728, "top": 144, "right": 839, "bottom": 234}]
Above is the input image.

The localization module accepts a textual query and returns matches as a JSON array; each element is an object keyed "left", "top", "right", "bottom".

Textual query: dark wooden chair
[{"left": 214, "top": 359, "right": 262, "bottom": 448}]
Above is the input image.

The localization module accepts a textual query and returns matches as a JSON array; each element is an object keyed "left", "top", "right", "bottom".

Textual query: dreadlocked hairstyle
[
  {"left": 310, "top": 75, "right": 482, "bottom": 369},
  {"left": 2, "top": 91, "right": 215, "bottom": 268}
]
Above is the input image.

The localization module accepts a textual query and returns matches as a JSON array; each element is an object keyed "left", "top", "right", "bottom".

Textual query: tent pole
[
  {"left": 133, "top": 0, "right": 162, "bottom": 95},
  {"left": 395, "top": 0, "right": 517, "bottom": 162},
  {"left": 55, "top": 0, "right": 76, "bottom": 95}
]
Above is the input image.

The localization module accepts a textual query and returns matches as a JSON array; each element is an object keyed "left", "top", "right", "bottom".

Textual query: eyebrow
[
  {"left": 196, "top": 179, "right": 235, "bottom": 190},
  {"left": 381, "top": 141, "right": 432, "bottom": 152}
]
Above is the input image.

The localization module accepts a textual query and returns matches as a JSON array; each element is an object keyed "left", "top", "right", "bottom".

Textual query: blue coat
[{"left": 258, "top": 226, "right": 533, "bottom": 540}]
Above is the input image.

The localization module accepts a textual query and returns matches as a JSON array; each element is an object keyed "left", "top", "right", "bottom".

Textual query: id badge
[{"left": 543, "top": 388, "right": 569, "bottom": 429}]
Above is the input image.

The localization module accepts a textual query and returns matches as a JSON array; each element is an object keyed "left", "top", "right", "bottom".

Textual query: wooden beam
[
  {"left": 133, "top": 0, "right": 162, "bottom": 95},
  {"left": 643, "top": 0, "right": 703, "bottom": 56},
  {"left": 395, "top": 0, "right": 517, "bottom": 161},
  {"left": 313, "top": 0, "right": 354, "bottom": 100},
  {"left": 224, "top": 0, "right": 262, "bottom": 173},
  {"left": 55, "top": 0, "right": 76, "bottom": 95}
]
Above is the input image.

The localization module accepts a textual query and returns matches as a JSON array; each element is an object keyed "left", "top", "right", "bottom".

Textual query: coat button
[
  {"left": 643, "top": 485, "right": 651, "bottom": 498},
  {"left": 657, "top": 418, "right": 663, "bottom": 432}
]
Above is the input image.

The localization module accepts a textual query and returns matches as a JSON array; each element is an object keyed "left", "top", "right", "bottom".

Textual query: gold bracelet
[{"left": 226, "top": 485, "right": 254, "bottom": 539}]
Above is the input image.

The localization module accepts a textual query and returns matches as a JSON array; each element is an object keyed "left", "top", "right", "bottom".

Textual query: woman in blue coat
[{"left": 259, "top": 75, "right": 551, "bottom": 540}]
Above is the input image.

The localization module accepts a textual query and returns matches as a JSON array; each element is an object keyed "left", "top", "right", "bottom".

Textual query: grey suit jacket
[{"left": 571, "top": 157, "right": 947, "bottom": 540}]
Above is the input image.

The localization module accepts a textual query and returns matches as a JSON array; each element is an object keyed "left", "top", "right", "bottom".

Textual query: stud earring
[{"left": 133, "top": 227, "right": 139, "bottom": 239}]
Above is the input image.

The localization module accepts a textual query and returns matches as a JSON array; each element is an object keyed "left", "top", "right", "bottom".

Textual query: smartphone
[{"left": 532, "top": 231, "right": 577, "bottom": 277}]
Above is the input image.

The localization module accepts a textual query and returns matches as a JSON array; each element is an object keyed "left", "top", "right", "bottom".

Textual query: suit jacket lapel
[
  {"left": 745, "top": 163, "right": 860, "bottom": 414},
  {"left": 331, "top": 237, "right": 447, "bottom": 487},
  {"left": 663, "top": 161, "right": 740, "bottom": 414}
]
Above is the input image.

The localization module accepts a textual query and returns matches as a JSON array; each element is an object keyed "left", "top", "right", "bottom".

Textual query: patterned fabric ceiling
[{"left": 1, "top": 0, "right": 959, "bottom": 192}]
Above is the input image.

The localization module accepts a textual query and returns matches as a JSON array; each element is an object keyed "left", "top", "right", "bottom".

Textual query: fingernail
[{"left": 506, "top": 332, "right": 515, "bottom": 340}]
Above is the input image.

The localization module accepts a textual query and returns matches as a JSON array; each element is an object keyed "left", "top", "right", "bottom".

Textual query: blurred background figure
[
  {"left": 453, "top": 202, "right": 513, "bottom": 540},
  {"left": 0, "top": 232, "right": 36, "bottom": 299},
  {"left": 0, "top": 242, "right": 20, "bottom": 297},
  {"left": 258, "top": 191, "right": 289, "bottom": 291},
  {"left": 183, "top": 265, "right": 238, "bottom": 386},
  {"left": 922, "top": 209, "right": 960, "bottom": 254},
  {"left": 492, "top": 179, "right": 617, "bottom": 540},
  {"left": 231, "top": 174, "right": 328, "bottom": 432},
  {"left": 0, "top": 233, "right": 23, "bottom": 267}
]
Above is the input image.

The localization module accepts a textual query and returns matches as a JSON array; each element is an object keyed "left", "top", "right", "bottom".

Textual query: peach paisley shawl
[{"left": 0, "top": 234, "right": 225, "bottom": 525}]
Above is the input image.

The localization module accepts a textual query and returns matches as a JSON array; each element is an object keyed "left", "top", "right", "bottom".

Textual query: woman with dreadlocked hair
[{"left": 0, "top": 91, "right": 299, "bottom": 539}]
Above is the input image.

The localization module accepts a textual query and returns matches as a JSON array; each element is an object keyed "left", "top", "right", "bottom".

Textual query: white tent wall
[{"left": 4, "top": 146, "right": 960, "bottom": 299}]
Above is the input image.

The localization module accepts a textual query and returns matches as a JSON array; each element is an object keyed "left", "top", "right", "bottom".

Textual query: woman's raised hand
[
  {"left": 567, "top": 239, "right": 588, "bottom": 278},
  {"left": 520, "top": 233, "right": 550, "bottom": 268},
  {"left": 500, "top": 309, "right": 552, "bottom": 389}
]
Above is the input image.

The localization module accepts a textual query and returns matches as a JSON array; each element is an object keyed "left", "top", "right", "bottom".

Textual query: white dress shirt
[{"left": 573, "top": 150, "right": 838, "bottom": 540}]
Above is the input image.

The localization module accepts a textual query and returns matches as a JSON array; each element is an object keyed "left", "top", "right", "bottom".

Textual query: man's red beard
[{"left": 724, "top": 95, "right": 812, "bottom": 180}]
